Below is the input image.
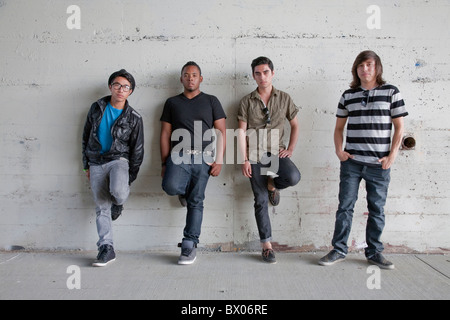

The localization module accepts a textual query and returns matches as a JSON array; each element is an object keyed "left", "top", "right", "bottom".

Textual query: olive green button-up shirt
[{"left": 237, "top": 87, "right": 298, "bottom": 162}]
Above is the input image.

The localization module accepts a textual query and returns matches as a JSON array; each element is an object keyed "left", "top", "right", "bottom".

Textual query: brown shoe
[{"left": 268, "top": 188, "right": 280, "bottom": 206}]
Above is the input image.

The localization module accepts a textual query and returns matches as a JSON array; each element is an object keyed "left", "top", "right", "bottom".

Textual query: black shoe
[
  {"left": 93, "top": 244, "right": 116, "bottom": 267},
  {"left": 318, "top": 250, "right": 346, "bottom": 266},
  {"left": 262, "top": 248, "right": 277, "bottom": 264},
  {"left": 178, "top": 195, "right": 187, "bottom": 207},
  {"left": 177, "top": 242, "right": 197, "bottom": 265},
  {"left": 111, "top": 204, "right": 123, "bottom": 221},
  {"left": 367, "top": 253, "right": 395, "bottom": 270}
]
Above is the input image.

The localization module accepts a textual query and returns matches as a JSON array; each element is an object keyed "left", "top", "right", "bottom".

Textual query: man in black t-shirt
[{"left": 160, "top": 61, "right": 226, "bottom": 265}]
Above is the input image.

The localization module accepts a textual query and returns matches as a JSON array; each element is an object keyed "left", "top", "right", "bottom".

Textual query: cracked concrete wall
[{"left": 1, "top": 0, "right": 449, "bottom": 252}]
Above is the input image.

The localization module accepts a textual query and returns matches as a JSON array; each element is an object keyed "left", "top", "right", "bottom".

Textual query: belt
[{"left": 185, "top": 149, "right": 213, "bottom": 157}]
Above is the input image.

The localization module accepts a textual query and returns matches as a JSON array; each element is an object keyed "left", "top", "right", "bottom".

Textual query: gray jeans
[{"left": 89, "top": 159, "right": 130, "bottom": 248}]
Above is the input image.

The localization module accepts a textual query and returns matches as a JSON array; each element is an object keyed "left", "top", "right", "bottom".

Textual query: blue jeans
[
  {"left": 332, "top": 160, "right": 391, "bottom": 258},
  {"left": 249, "top": 153, "right": 301, "bottom": 242},
  {"left": 89, "top": 159, "right": 130, "bottom": 248},
  {"left": 162, "top": 154, "right": 211, "bottom": 245}
]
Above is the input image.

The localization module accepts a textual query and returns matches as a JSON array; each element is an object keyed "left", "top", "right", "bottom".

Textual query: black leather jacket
[{"left": 82, "top": 96, "right": 144, "bottom": 184}]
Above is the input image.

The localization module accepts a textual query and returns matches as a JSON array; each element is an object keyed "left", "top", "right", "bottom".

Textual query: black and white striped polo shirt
[{"left": 336, "top": 84, "right": 408, "bottom": 166}]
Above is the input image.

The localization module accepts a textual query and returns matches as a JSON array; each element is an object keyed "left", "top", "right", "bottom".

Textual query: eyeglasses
[
  {"left": 262, "top": 107, "right": 271, "bottom": 124},
  {"left": 361, "top": 90, "right": 370, "bottom": 107},
  {"left": 111, "top": 83, "right": 132, "bottom": 92}
]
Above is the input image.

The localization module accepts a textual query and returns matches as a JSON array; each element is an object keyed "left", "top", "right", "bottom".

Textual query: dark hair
[
  {"left": 251, "top": 56, "right": 274, "bottom": 74},
  {"left": 108, "top": 69, "right": 136, "bottom": 93},
  {"left": 350, "top": 50, "right": 385, "bottom": 89},
  {"left": 181, "top": 61, "right": 202, "bottom": 76}
]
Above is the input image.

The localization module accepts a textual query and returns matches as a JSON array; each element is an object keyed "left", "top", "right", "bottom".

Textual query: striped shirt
[{"left": 336, "top": 84, "right": 408, "bottom": 166}]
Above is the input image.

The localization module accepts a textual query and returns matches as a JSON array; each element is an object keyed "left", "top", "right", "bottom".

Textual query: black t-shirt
[{"left": 160, "top": 92, "right": 226, "bottom": 150}]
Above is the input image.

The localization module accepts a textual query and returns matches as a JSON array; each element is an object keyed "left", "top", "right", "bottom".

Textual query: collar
[
  {"left": 97, "top": 95, "right": 129, "bottom": 111},
  {"left": 250, "top": 87, "right": 280, "bottom": 100}
]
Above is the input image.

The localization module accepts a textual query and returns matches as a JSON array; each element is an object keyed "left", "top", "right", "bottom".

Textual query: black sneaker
[
  {"left": 262, "top": 248, "right": 277, "bottom": 264},
  {"left": 318, "top": 250, "right": 346, "bottom": 266},
  {"left": 92, "top": 244, "right": 116, "bottom": 267},
  {"left": 367, "top": 253, "right": 395, "bottom": 270},
  {"left": 178, "top": 195, "right": 187, "bottom": 207},
  {"left": 178, "top": 242, "right": 197, "bottom": 265},
  {"left": 111, "top": 204, "right": 123, "bottom": 221}
]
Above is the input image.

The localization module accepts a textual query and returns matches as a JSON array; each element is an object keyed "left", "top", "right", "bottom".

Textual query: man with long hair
[{"left": 319, "top": 51, "right": 408, "bottom": 269}]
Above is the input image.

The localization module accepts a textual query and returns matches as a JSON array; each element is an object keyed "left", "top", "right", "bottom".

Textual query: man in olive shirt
[{"left": 237, "top": 56, "right": 301, "bottom": 263}]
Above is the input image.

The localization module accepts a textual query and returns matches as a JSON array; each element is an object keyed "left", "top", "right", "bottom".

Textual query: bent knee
[
  {"left": 282, "top": 170, "right": 301, "bottom": 188},
  {"left": 290, "top": 170, "right": 301, "bottom": 186},
  {"left": 111, "top": 187, "right": 130, "bottom": 205},
  {"left": 162, "top": 182, "right": 182, "bottom": 196}
]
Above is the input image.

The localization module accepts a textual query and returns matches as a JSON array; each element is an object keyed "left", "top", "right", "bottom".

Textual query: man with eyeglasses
[
  {"left": 318, "top": 50, "right": 408, "bottom": 269},
  {"left": 237, "top": 56, "right": 301, "bottom": 263},
  {"left": 82, "top": 69, "right": 144, "bottom": 267}
]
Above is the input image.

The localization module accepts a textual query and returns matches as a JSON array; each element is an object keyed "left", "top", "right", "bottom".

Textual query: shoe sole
[
  {"left": 263, "top": 259, "right": 277, "bottom": 264},
  {"left": 368, "top": 259, "right": 395, "bottom": 270},
  {"left": 178, "top": 256, "right": 196, "bottom": 265},
  {"left": 111, "top": 214, "right": 121, "bottom": 221},
  {"left": 318, "top": 257, "right": 346, "bottom": 266},
  {"left": 92, "top": 258, "right": 116, "bottom": 267}
]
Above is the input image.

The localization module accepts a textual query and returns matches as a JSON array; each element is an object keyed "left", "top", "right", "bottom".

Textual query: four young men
[{"left": 83, "top": 50, "right": 407, "bottom": 269}]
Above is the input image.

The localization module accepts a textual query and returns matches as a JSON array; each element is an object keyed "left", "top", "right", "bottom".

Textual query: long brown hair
[{"left": 350, "top": 50, "right": 386, "bottom": 89}]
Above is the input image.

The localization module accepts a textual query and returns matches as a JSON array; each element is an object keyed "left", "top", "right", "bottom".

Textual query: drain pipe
[{"left": 401, "top": 135, "right": 416, "bottom": 150}]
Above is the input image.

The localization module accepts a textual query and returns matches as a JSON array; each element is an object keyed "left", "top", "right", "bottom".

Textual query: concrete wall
[{"left": 1, "top": 0, "right": 449, "bottom": 252}]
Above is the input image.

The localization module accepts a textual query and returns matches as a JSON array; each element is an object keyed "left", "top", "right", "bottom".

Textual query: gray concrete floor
[{"left": 1, "top": 250, "right": 449, "bottom": 300}]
